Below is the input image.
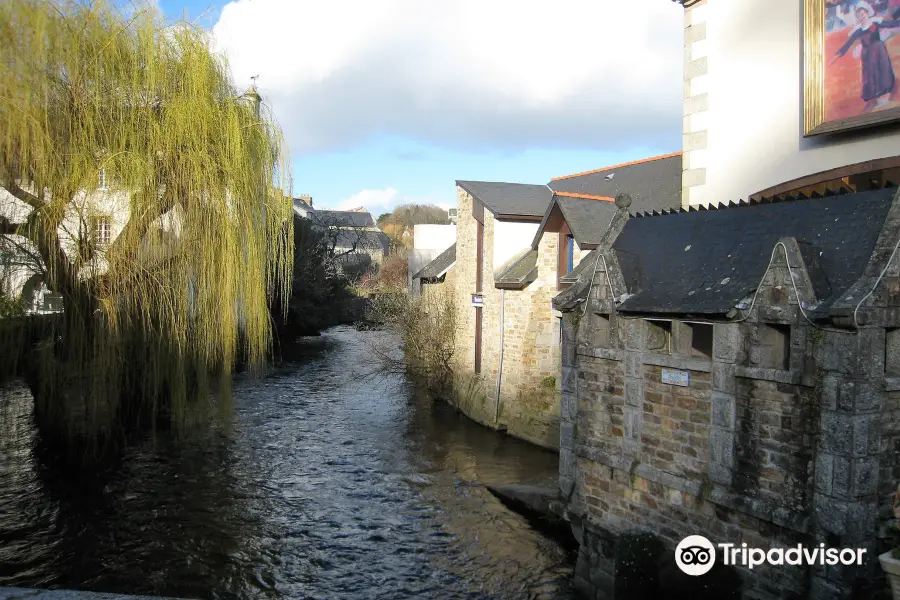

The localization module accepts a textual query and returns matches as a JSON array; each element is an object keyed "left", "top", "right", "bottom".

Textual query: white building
[{"left": 679, "top": 0, "right": 900, "bottom": 207}]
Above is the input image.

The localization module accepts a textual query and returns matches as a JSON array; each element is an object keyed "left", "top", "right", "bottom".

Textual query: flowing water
[{"left": 0, "top": 326, "right": 575, "bottom": 599}]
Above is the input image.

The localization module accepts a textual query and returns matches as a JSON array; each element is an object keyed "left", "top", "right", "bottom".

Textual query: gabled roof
[
  {"left": 334, "top": 228, "right": 390, "bottom": 254},
  {"left": 556, "top": 195, "right": 619, "bottom": 247},
  {"left": 611, "top": 187, "right": 897, "bottom": 315},
  {"left": 313, "top": 209, "right": 376, "bottom": 228},
  {"left": 413, "top": 243, "right": 456, "bottom": 279},
  {"left": 549, "top": 152, "right": 682, "bottom": 215},
  {"left": 455, "top": 180, "right": 554, "bottom": 218}
]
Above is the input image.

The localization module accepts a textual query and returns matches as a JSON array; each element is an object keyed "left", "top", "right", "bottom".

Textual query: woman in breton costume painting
[{"left": 834, "top": 1, "right": 900, "bottom": 111}]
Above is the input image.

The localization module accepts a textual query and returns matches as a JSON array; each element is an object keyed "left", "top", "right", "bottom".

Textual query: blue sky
[{"left": 157, "top": 0, "right": 685, "bottom": 213}]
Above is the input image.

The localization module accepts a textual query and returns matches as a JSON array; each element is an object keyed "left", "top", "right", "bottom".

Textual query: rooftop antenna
[{"left": 250, "top": 74, "right": 259, "bottom": 88}]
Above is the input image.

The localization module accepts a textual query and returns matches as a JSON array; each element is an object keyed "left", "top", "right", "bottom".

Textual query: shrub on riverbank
[{"left": 368, "top": 286, "right": 455, "bottom": 397}]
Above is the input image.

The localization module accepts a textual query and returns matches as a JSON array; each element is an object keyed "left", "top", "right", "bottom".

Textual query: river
[{"left": 0, "top": 326, "right": 576, "bottom": 599}]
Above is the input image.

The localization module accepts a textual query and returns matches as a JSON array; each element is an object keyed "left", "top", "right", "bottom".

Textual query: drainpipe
[{"left": 494, "top": 289, "right": 505, "bottom": 425}]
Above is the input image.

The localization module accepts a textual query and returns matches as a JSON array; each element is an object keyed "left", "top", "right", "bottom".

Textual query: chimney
[
  {"left": 244, "top": 84, "right": 261, "bottom": 118},
  {"left": 298, "top": 194, "right": 313, "bottom": 207}
]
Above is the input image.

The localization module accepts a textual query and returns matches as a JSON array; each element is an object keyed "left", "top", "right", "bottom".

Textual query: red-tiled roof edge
[
  {"left": 554, "top": 191, "right": 615, "bottom": 202},
  {"left": 550, "top": 151, "right": 683, "bottom": 182}
]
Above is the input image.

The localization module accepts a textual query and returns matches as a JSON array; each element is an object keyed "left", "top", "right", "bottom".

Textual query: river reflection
[{"left": 0, "top": 326, "right": 574, "bottom": 599}]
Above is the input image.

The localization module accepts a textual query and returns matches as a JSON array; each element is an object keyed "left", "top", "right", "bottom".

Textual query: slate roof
[
  {"left": 495, "top": 250, "right": 538, "bottom": 289},
  {"left": 549, "top": 153, "right": 682, "bottom": 215},
  {"left": 334, "top": 228, "right": 390, "bottom": 254},
  {"left": 456, "top": 181, "right": 554, "bottom": 218},
  {"left": 611, "top": 187, "right": 897, "bottom": 316},
  {"left": 555, "top": 196, "right": 619, "bottom": 246},
  {"left": 414, "top": 243, "right": 456, "bottom": 279},
  {"left": 313, "top": 209, "right": 376, "bottom": 228}
]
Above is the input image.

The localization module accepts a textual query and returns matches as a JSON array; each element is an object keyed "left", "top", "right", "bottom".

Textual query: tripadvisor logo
[
  {"left": 675, "top": 535, "right": 867, "bottom": 576},
  {"left": 676, "top": 535, "right": 716, "bottom": 576}
]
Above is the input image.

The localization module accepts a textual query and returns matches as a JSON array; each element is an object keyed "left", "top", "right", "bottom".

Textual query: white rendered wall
[
  {"left": 492, "top": 220, "right": 539, "bottom": 275},
  {"left": 686, "top": 0, "right": 900, "bottom": 206}
]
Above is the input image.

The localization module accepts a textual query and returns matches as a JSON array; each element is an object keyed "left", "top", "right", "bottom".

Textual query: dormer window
[{"left": 566, "top": 234, "right": 575, "bottom": 273}]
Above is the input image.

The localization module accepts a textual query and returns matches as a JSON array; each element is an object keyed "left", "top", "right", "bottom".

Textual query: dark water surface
[{"left": 0, "top": 326, "right": 575, "bottom": 599}]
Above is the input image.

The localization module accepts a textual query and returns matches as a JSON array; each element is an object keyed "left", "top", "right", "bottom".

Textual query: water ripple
[{"left": 0, "top": 326, "right": 574, "bottom": 599}]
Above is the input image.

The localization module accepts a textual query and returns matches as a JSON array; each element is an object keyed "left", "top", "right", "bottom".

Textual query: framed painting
[{"left": 804, "top": 0, "right": 900, "bottom": 136}]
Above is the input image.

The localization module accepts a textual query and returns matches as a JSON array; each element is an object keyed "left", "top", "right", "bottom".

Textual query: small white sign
[
  {"left": 471, "top": 294, "right": 484, "bottom": 307},
  {"left": 661, "top": 368, "right": 690, "bottom": 387}
]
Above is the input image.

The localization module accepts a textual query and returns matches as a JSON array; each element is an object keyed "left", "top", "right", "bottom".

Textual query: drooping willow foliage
[{"left": 0, "top": 0, "right": 293, "bottom": 444}]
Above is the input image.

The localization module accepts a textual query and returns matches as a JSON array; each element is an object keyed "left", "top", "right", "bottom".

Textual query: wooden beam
[{"left": 750, "top": 155, "right": 900, "bottom": 201}]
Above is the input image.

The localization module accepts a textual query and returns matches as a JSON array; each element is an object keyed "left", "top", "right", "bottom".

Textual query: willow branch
[{"left": 1, "top": 178, "right": 43, "bottom": 210}]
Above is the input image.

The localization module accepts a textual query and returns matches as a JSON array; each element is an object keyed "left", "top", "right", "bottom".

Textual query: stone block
[
  {"left": 625, "top": 352, "right": 641, "bottom": 379},
  {"left": 623, "top": 405, "right": 642, "bottom": 441},
  {"left": 710, "top": 391, "right": 736, "bottom": 430},
  {"left": 709, "top": 427, "right": 735, "bottom": 468},
  {"left": 561, "top": 421, "right": 575, "bottom": 447},
  {"left": 844, "top": 502, "right": 877, "bottom": 542},
  {"left": 814, "top": 496, "right": 848, "bottom": 535},
  {"left": 820, "top": 373, "right": 840, "bottom": 411},
  {"left": 820, "top": 411, "right": 853, "bottom": 455},
  {"left": 815, "top": 452, "right": 834, "bottom": 495},
  {"left": 560, "top": 448, "right": 576, "bottom": 480},
  {"left": 684, "top": 56, "right": 709, "bottom": 80},
  {"left": 685, "top": 21, "right": 707, "bottom": 44},
  {"left": 625, "top": 320, "right": 643, "bottom": 351},
  {"left": 708, "top": 460, "right": 733, "bottom": 486},
  {"left": 713, "top": 323, "right": 740, "bottom": 362},
  {"left": 854, "top": 380, "right": 881, "bottom": 412},
  {"left": 561, "top": 391, "right": 577, "bottom": 422},
  {"left": 625, "top": 380, "right": 643, "bottom": 407},
  {"left": 561, "top": 366, "right": 577, "bottom": 394},
  {"left": 852, "top": 414, "right": 875, "bottom": 457},
  {"left": 711, "top": 361, "right": 735, "bottom": 394},
  {"left": 684, "top": 131, "right": 709, "bottom": 152},
  {"left": 682, "top": 167, "right": 706, "bottom": 187},
  {"left": 683, "top": 92, "right": 709, "bottom": 116},
  {"left": 851, "top": 457, "right": 879, "bottom": 497},
  {"left": 832, "top": 456, "right": 850, "bottom": 496}
]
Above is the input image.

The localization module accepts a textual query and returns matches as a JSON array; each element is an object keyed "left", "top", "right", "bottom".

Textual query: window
[
  {"left": 759, "top": 323, "right": 790, "bottom": 370},
  {"left": 98, "top": 168, "right": 108, "bottom": 190},
  {"left": 688, "top": 323, "right": 714, "bottom": 358},
  {"left": 646, "top": 320, "right": 671, "bottom": 354},
  {"left": 92, "top": 216, "right": 111, "bottom": 246},
  {"left": 567, "top": 235, "right": 575, "bottom": 273}
]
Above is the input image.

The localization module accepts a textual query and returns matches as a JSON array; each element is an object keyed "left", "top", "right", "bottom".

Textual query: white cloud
[
  {"left": 212, "top": 0, "right": 684, "bottom": 155},
  {"left": 335, "top": 187, "right": 399, "bottom": 211}
]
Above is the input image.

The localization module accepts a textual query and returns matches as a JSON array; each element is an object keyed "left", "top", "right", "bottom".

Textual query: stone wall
[
  {"left": 444, "top": 186, "right": 581, "bottom": 450},
  {"left": 559, "top": 234, "right": 900, "bottom": 599}
]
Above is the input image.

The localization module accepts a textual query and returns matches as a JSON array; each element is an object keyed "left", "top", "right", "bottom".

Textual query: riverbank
[{"left": 0, "top": 327, "right": 575, "bottom": 599}]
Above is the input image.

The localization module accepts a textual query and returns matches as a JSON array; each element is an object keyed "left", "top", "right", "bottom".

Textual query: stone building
[
  {"left": 553, "top": 184, "right": 900, "bottom": 599},
  {"left": 413, "top": 155, "right": 680, "bottom": 449},
  {"left": 446, "top": 180, "right": 557, "bottom": 447}
]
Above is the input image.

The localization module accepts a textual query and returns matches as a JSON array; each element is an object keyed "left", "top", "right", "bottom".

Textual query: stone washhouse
[{"left": 552, "top": 185, "right": 900, "bottom": 599}]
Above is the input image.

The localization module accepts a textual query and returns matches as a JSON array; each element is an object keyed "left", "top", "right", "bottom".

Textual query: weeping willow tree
[{"left": 0, "top": 0, "right": 293, "bottom": 446}]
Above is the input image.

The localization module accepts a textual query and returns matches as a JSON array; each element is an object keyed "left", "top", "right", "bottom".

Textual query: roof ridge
[
  {"left": 550, "top": 151, "right": 683, "bottom": 182},
  {"left": 628, "top": 185, "right": 893, "bottom": 218},
  {"left": 555, "top": 191, "right": 615, "bottom": 202}
]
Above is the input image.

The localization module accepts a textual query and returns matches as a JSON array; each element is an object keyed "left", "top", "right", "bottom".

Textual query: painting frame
[{"left": 804, "top": 0, "right": 900, "bottom": 136}]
